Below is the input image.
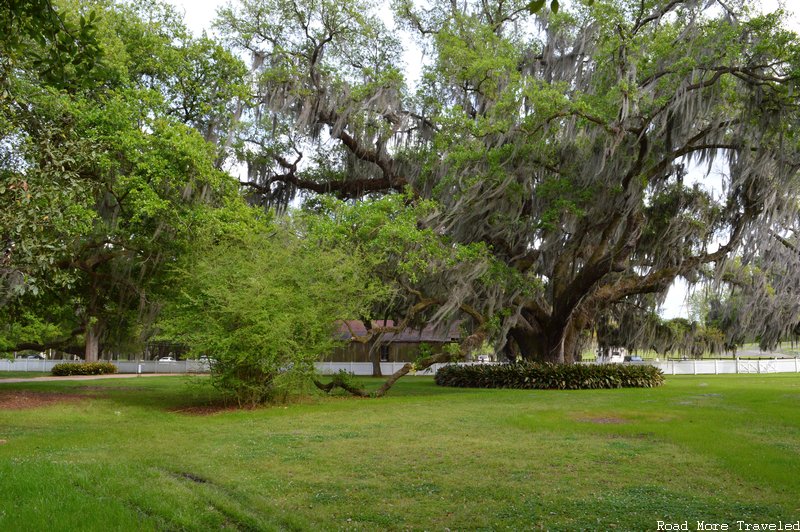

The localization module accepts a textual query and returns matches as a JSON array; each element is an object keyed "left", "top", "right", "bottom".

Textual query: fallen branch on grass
[{"left": 314, "top": 350, "right": 459, "bottom": 398}]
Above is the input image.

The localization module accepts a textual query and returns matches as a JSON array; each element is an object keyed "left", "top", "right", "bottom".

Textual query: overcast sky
[{"left": 164, "top": 0, "right": 797, "bottom": 319}]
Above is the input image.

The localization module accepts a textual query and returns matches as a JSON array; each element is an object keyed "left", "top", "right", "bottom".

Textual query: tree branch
[{"left": 3, "top": 326, "right": 85, "bottom": 356}]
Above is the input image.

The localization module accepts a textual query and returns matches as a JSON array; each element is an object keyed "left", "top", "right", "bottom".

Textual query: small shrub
[
  {"left": 434, "top": 362, "right": 664, "bottom": 390},
  {"left": 51, "top": 362, "right": 118, "bottom": 376},
  {"left": 330, "top": 369, "right": 358, "bottom": 388}
]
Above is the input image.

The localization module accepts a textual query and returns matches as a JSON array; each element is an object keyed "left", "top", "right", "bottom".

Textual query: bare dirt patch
[
  {"left": 169, "top": 403, "right": 242, "bottom": 416},
  {"left": 0, "top": 390, "right": 84, "bottom": 410},
  {"left": 577, "top": 416, "right": 629, "bottom": 424}
]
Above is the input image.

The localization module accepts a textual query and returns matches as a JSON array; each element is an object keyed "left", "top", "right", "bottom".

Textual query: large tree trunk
[
  {"left": 509, "top": 326, "right": 546, "bottom": 362},
  {"left": 85, "top": 321, "right": 101, "bottom": 362},
  {"left": 510, "top": 320, "right": 583, "bottom": 364},
  {"left": 543, "top": 329, "right": 566, "bottom": 364},
  {"left": 561, "top": 312, "right": 591, "bottom": 363},
  {"left": 561, "top": 321, "right": 581, "bottom": 364}
]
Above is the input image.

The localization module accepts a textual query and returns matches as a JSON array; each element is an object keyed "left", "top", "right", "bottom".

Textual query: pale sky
[
  {"left": 167, "top": 0, "right": 224, "bottom": 36},
  {"left": 166, "top": 0, "right": 798, "bottom": 37},
  {"left": 164, "top": 0, "right": 798, "bottom": 319}
]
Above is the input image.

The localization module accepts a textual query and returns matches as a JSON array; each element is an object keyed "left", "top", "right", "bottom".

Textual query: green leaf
[
  {"left": 550, "top": 0, "right": 559, "bottom": 14},
  {"left": 527, "top": 0, "right": 546, "bottom": 14}
]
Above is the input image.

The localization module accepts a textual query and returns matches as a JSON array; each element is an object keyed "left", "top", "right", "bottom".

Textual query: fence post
[
  {"left": 757, "top": 359, "right": 761, "bottom": 374},
  {"left": 796, "top": 356, "right": 799, "bottom": 373},
  {"left": 672, "top": 360, "right": 675, "bottom": 375},
  {"left": 714, "top": 359, "right": 718, "bottom": 375},
  {"left": 736, "top": 357, "right": 739, "bottom": 374},
  {"left": 693, "top": 360, "right": 697, "bottom": 375}
]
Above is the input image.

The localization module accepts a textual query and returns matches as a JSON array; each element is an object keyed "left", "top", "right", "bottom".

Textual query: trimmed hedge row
[
  {"left": 51, "top": 362, "right": 118, "bottom": 376},
  {"left": 434, "top": 362, "right": 664, "bottom": 390}
]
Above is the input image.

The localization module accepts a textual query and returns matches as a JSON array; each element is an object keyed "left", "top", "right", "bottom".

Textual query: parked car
[
  {"left": 157, "top": 356, "right": 176, "bottom": 362},
  {"left": 597, "top": 348, "right": 626, "bottom": 364},
  {"left": 17, "top": 353, "right": 45, "bottom": 360}
]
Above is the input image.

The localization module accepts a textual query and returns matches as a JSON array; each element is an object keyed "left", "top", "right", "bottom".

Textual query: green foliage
[
  {"left": 329, "top": 369, "right": 359, "bottom": 389},
  {"left": 435, "top": 362, "right": 665, "bottom": 389},
  {"left": 158, "top": 216, "right": 383, "bottom": 406},
  {"left": 596, "top": 305, "right": 733, "bottom": 360},
  {"left": 0, "top": 0, "right": 104, "bottom": 91},
  {"left": 0, "top": 308, "right": 70, "bottom": 352},
  {"left": 526, "top": 0, "right": 574, "bottom": 16},
  {"left": 302, "top": 194, "right": 538, "bottom": 341},
  {"left": 51, "top": 361, "right": 117, "bottom": 376},
  {"left": 1, "top": 0, "right": 246, "bottom": 359},
  {"left": 417, "top": 342, "right": 434, "bottom": 359}
]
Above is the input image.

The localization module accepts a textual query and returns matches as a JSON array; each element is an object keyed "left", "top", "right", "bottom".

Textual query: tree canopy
[
  {"left": 4, "top": 0, "right": 800, "bottom": 375},
  {"left": 1, "top": 0, "right": 245, "bottom": 360},
  {"left": 219, "top": 0, "right": 800, "bottom": 362}
]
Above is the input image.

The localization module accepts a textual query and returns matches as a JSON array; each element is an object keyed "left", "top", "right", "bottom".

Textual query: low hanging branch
[
  {"left": 4, "top": 325, "right": 87, "bottom": 357},
  {"left": 312, "top": 374, "right": 371, "bottom": 397},
  {"left": 312, "top": 350, "right": 458, "bottom": 398},
  {"left": 338, "top": 291, "right": 443, "bottom": 345}
]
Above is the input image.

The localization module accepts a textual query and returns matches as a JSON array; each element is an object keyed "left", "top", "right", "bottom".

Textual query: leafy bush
[
  {"left": 51, "top": 362, "right": 118, "bottom": 376},
  {"left": 329, "top": 369, "right": 359, "bottom": 389},
  {"left": 434, "top": 363, "right": 664, "bottom": 390},
  {"left": 158, "top": 219, "right": 383, "bottom": 407}
]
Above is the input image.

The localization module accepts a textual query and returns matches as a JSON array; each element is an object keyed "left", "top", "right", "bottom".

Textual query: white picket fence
[
  {"left": 320, "top": 358, "right": 800, "bottom": 376},
  {"left": 0, "top": 359, "right": 479, "bottom": 376},
  {"left": 0, "top": 358, "right": 210, "bottom": 374},
  {"left": 649, "top": 357, "right": 800, "bottom": 375},
  {"left": 1, "top": 357, "right": 798, "bottom": 376}
]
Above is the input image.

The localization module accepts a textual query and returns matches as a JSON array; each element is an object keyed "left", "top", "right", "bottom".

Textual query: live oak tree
[
  {"left": 1, "top": 0, "right": 246, "bottom": 360},
  {"left": 219, "top": 0, "right": 800, "bottom": 362}
]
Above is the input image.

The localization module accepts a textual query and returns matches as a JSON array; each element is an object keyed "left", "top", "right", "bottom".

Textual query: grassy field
[
  {"left": 1, "top": 374, "right": 798, "bottom": 531},
  {"left": 0, "top": 371, "right": 51, "bottom": 379}
]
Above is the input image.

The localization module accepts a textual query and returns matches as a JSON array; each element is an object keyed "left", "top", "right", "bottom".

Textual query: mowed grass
[
  {"left": 0, "top": 371, "right": 51, "bottom": 379},
  {"left": 1, "top": 374, "right": 799, "bottom": 530}
]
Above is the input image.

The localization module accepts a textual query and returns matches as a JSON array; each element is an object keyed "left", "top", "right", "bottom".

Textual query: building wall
[{"left": 323, "top": 341, "right": 447, "bottom": 363}]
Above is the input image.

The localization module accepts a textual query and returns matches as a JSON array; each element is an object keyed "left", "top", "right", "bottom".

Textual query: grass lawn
[
  {"left": 0, "top": 371, "right": 51, "bottom": 379},
  {"left": 1, "top": 374, "right": 798, "bottom": 530}
]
